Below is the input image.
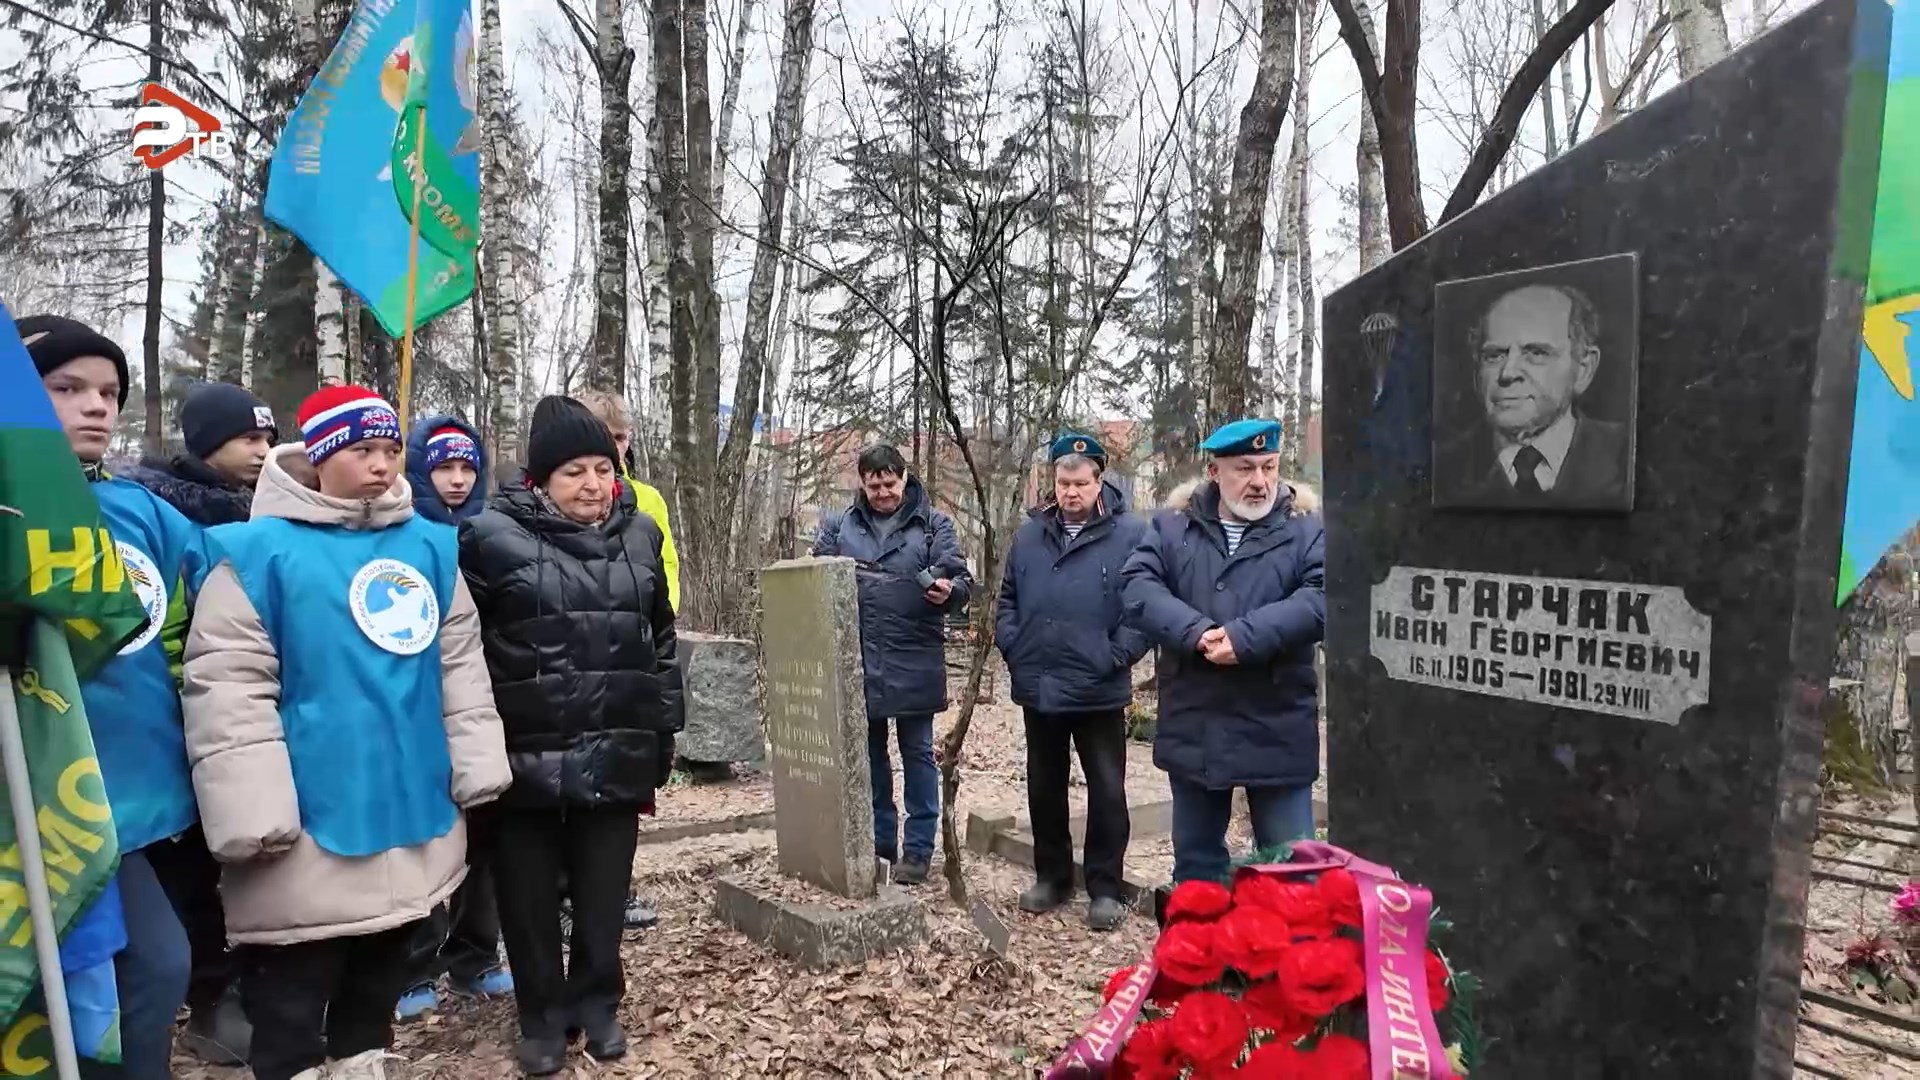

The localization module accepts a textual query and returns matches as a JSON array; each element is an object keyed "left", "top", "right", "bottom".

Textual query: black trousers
[
  {"left": 1024, "top": 707, "right": 1130, "bottom": 900},
  {"left": 145, "top": 826, "right": 236, "bottom": 1011},
  {"left": 488, "top": 803, "right": 640, "bottom": 1037},
  {"left": 404, "top": 859, "right": 503, "bottom": 986},
  {"left": 239, "top": 922, "right": 418, "bottom": 1080}
]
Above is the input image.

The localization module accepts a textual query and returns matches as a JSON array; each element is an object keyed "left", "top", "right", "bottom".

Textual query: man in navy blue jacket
[
  {"left": 1122, "top": 420, "right": 1325, "bottom": 884},
  {"left": 814, "top": 444, "right": 973, "bottom": 885},
  {"left": 997, "top": 433, "right": 1149, "bottom": 929}
]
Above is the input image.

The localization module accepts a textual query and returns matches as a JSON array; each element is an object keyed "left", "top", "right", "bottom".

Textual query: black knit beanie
[
  {"left": 17, "top": 315, "right": 130, "bottom": 407},
  {"left": 526, "top": 395, "right": 619, "bottom": 484},
  {"left": 181, "top": 381, "right": 278, "bottom": 459}
]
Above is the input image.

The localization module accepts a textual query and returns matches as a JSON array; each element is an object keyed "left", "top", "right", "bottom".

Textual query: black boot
[
  {"left": 519, "top": 1011, "right": 570, "bottom": 1076},
  {"left": 580, "top": 1007, "right": 628, "bottom": 1061},
  {"left": 514, "top": 1035, "right": 566, "bottom": 1076},
  {"left": 179, "top": 987, "right": 251, "bottom": 1066},
  {"left": 1017, "top": 880, "right": 1070, "bottom": 914}
]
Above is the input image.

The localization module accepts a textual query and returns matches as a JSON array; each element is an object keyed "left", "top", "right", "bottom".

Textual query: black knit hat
[
  {"left": 526, "top": 395, "right": 619, "bottom": 484},
  {"left": 17, "top": 315, "right": 130, "bottom": 407},
  {"left": 181, "top": 382, "right": 278, "bottom": 459}
]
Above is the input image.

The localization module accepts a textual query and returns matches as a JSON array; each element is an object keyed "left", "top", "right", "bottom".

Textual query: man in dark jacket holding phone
[
  {"left": 813, "top": 444, "right": 973, "bottom": 885},
  {"left": 997, "top": 433, "right": 1149, "bottom": 929}
]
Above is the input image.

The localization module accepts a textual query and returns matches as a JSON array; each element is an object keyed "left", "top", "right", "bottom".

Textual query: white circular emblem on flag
[
  {"left": 115, "top": 542, "right": 166, "bottom": 656},
  {"left": 348, "top": 559, "right": 440, "bottom": 656}
]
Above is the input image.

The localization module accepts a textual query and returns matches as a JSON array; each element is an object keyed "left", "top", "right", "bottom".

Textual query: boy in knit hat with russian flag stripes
[{"left": 181, "top": 385, "right": 510, "bottom": 1080}]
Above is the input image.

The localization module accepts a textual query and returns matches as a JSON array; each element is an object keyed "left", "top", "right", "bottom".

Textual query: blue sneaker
[
  {"left": 394, "top": 982, "right": 438, "bottom": 1023},
  {"left": 447, "top": 964, "right": 514, "bottom": 998}
]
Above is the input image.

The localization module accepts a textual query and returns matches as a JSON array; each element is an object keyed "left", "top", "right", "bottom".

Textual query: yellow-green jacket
[{"left": 620, "top": 464, "right": 681, "bottom": 612}]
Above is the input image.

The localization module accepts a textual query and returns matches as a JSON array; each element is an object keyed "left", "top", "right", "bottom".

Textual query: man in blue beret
[
  {"left": 1122, "top": 419, "right": 1325, "bottom": 884},
  {"left": 996, "top": 433, "right": 1150, "bottom": 929}
]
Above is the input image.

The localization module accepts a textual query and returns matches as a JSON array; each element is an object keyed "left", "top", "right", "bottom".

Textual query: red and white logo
[{"left": 131, "top": 84, "right": 230, "bottom": 169}]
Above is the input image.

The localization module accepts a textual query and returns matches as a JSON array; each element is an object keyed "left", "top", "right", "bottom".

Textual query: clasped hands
[{"left": 1197, "top": 626, "right": 1239, "bottom": 665}]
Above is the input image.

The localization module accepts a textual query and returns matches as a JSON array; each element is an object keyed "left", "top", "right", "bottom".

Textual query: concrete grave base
[{"left": 714, "top": 874, "right": 927, "bottom": 970}]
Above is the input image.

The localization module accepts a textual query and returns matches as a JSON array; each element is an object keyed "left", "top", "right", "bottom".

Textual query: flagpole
[
  {"left": 398, "top": 103, "right": 429, "bottom": 431},
  {"left": 0, "top": 666, "right": 82, "bottom": 1080}
]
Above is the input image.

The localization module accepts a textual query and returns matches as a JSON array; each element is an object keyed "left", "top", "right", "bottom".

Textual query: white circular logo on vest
[
  {"left": 348, "top": 559, "right": 440, "bottom": 656},
  {"left": 116, "top": 541, "right": 165, "bottom": 656}
]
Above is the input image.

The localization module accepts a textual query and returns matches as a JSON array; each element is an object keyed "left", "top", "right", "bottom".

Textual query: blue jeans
[
  {"left": 81, "top": 849, "right": 189, "bottom": 1080},
  {"left": 868, "top": 714, "right": 939, "bottom": 863},
  {"left": 1168, "top": 777, "right": 1315, "bottom": 883}
]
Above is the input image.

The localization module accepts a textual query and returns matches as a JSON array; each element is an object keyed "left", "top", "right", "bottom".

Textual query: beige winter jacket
[{"left": 182, "top": 444, "right": 512, "bottom": 945}]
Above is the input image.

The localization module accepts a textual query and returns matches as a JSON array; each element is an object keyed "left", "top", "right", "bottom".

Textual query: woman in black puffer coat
[{"left": 457, "top": 396, "right": 683, "bottom": 1076}]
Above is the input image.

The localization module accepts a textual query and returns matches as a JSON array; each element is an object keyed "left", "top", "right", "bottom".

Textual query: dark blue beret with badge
[
  {"left": 1048, "top": 431, "right": 1107, "bottom": 464},
  {"left": 1200, "top": 419, "right": 1282, "bottom": 457}
]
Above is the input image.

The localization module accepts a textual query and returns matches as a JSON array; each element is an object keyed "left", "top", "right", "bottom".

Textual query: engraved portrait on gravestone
[{"left": 1432, "top": 253, "right": 1639, "bottom": 512}]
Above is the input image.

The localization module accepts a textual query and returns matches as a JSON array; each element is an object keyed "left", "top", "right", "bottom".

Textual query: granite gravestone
[
  {"left": 1321, "top": 2, "right": 1890, "bottom": 1075},
  {"left": 714, "top": 557, "right": 927, "bottom": 968},
  {"left": 757, "top": 557, "right": 875, "bottom": 897},
  {"left": 676, "top": 631, "right": 767, "bottom": 771}
]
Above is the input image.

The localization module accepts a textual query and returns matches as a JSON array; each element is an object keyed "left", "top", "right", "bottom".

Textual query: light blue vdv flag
[{"left": 264, "top": 0, "right": 479, "bottom": 337}]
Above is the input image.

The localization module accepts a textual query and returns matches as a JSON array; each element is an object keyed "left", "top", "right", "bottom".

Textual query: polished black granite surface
[{"left": 1320, "top": 1, "right": 1891, "bottom": 1075}]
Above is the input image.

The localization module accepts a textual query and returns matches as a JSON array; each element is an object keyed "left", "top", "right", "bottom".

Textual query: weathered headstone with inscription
[
  {"left": 714, "top": 557, "right": 926, "bottom": 967},
  {"left": 676, "top": 631, "right": 767, "bottom": 770},
  {"left": 758, "top": 559, "right": 873, "bottom": 896},
  {"left": 1322, "top": 1, "right": 1890, "bottom": 1073}
]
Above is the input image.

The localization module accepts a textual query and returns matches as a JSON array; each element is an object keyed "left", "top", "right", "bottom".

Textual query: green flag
[
  {"left": 0, "top": 621, "right": 122, "bottom": 1069},
  {"left": 0, "top": 303, "right": 137, "bottom": 1067},
  {"left": 0, "top": 303, "right": 150, "bottom": 673},
  {"left": 390, "top": 2, "right": 481, "bottom": 275}
]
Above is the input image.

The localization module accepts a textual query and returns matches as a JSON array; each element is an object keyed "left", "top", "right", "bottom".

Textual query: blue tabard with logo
[
  {"left": 205, "top": 514, "right": 458, "bottom": 858},
  {"left": 85, "top": 478, "right": 205, "bottom": 851}
]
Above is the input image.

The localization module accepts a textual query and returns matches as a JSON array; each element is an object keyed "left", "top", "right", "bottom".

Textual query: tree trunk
[
  {"left": 657, "top": 0, "right": 697, "bottom": 525},
  {"left": 1353, "top": 0, "right": 1388, "bottom": 272},
  {"left": 240, "top": 222, "right": 268, "bottom": 387},
  {"left": 298, "top": 0, "right": 348, "bottom": 386},
  {"left": 711, "top": 0, "right": 760, "bottom": 214},
  {"left": 1209, "top": 0, "right": 1298, "bottom": 429},
  {"left": 1533, "top": 0, "right": 1560, "bottom": 158},
  {"left": 684, "top": 0, "right": 723, "bottom": 623},
  {"left": 641, "top": 0, "right": 674, "bottom": 463},
  {"left": 588, "top": 0, "right": 633, "bottom": 392},
  {"left": 1557, "top": 0, "right": 1580, "bottom": 147},
  {"left": 713, "top": 0, "right": 814, "bottom": 570},
  {"left": 1289, "top": 4, "right": 1317, "bottom": 463},
  {"left": 1259, "top": 183, "right": 1292, "bottom": 421},
  {"left": 315, "top": 265, "right": 349, "bottom": 385},
  {"left": 479, "top": 0, "right": 522, "bottom": 463},
  {"left": 1670, "top": 0, "right": 1729, "bottom": 78},
  {"left": 142, "top": 0, "right": 165, "bottom": 453}
]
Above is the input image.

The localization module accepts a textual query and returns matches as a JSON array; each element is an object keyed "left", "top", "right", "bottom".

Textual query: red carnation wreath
[{"left": 1049, "top": 841, "right": 1481, "bottom": 1079}]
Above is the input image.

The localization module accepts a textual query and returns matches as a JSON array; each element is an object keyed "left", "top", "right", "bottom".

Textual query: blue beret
[
  {"left": 1048, "top": 432, "right": 1106, "bottom": 463},
  {"left": 1200, "top": 419, "right": 1282, "bottom": 456}
]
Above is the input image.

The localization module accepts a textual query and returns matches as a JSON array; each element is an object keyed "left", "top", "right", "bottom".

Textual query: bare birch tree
[
  {"left": 1669, "top": 0, "right": 1730, "bottom": 77},
  {"left": 1353, "top": 0, "right": 1388, "bottom": 271},
  {"left": 479, "top": 0, "right": 522, "bottom": 460},
  {"left": 711, "top": 0, "right": 815, "bottom": 565},
  {"left": 1210, "top": 0, "right": 1298, "bottom": 426}
]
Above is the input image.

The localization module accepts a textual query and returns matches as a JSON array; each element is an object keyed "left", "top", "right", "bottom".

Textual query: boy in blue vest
[
  {"left": 23, "top": 314, "right": 203, "bottom": 1080},
  {"left": 182, "top": 385, "right": 511, "bottom": 1080},
  {"left": 393, "top": 415, "right": 512, "bottom": 1021}
]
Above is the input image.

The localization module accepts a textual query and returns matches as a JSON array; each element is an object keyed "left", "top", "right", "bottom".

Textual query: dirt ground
[
  {"left": 169, "top": 676, "right": 1907, "bottom": 1078},
  {"left": 171, "top": 685, "right": 1199, "bottom": 1080}
]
